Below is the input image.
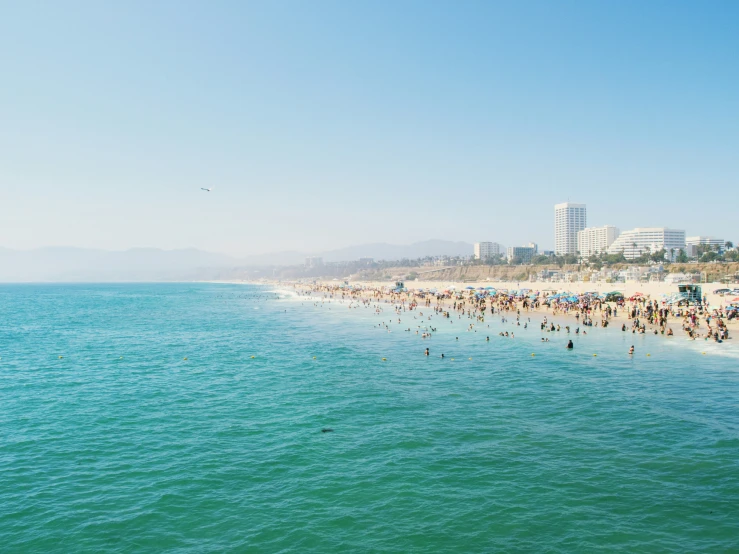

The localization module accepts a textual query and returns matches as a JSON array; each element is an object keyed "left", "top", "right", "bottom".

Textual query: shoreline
[{"left": 257, "top": 278, "right": 739, "bottom": 351}]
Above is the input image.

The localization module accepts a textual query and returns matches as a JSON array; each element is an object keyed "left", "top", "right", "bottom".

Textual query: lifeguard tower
[{"left": 678, "top": 284, "right": 702, "bottom": 304}]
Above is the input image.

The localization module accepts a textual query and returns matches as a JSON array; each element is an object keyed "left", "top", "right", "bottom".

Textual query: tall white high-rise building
[
  {"left": 554, "top": 202, "right": 587, "bottom": 255},
  {"left": 607, "top": 228, "right": 685, "bottom": 260},
  {"left": 577, "top": 225, "right": 620, "bottom": 258},
  {"left": 474, "top": 242, "right": 502, "bottom": 260}
]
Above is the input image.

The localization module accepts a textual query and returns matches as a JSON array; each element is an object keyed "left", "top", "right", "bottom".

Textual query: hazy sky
[{"left": 1, "top": 0, "right": 737, "bottom": 256}]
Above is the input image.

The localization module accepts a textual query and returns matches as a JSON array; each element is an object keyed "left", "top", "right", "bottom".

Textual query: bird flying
[{"left": 200, "top": 187, "right": 214, "bottom": 192}]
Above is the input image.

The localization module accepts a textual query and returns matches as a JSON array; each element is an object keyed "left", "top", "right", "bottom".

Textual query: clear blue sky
[{"left": 1, "top": 0, "right": 737, "bottom": 256}]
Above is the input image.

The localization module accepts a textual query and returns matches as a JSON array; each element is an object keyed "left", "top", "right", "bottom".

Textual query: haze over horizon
[{"left": 1, "top": 0, "right": 737, "bottom": 257}]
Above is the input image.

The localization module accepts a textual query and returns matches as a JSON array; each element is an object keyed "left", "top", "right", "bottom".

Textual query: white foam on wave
[{"left": 676, "top": 338, "right": 739, "bottom": 360}]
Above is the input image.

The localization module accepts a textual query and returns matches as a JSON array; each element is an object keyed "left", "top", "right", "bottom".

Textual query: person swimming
[
  {"left": 629, "top": 345, "right": 635, "bottom": 355},
  {"left": 567, "top": 340, "right": 573, "bottom": 349},
  {"left": 425, "top": 348, "right": 429, "bottom": 356}
]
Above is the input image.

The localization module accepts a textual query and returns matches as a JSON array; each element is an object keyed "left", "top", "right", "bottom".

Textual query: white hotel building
[
  {"left": 554, "top": 202, "right": 587, "bottom": 256},
  {"left": 577, "top": 225, "right": 620, "bottom": 258},
  {"left": 685, "top": 236, "right": 724, "bottom": 257},
  {"left": 607, "top": 228, "right": 686, "bottom": 260},
  {"left": 305, "top": 256, "right": 324, "bottom": 268},
  {"left": 474, "top": 242, "right": 502, "bottom": 260}
]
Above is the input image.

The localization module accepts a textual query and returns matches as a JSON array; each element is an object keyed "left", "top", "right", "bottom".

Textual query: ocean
[{"left": 1, "top": 283, "right": 738, "bottom": 552}]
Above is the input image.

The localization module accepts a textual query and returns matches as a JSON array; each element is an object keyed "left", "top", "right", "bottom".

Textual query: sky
[{"left": 1, "top": 0, "right": 737, "bottom": 256}]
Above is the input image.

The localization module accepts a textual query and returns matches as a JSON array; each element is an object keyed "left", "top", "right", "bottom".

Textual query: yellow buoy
[
  {"left": 251, "top": 356, "right": 256, "bottom": 359},
  {"left": 593, "top": 354, "right": 597, "bottom": 357},
  {"left": 58, "top": 356, "right": 63, "bottom": 359},
  {"left": 313, "top": 356, "right": 317, "bottom": 359},
  {"left": 531, "top": 353, "right": 535, "bottom": 356},
  {"left": 183, "top": 357, "right": 188, "bottom": 360},
  {"left": 647, "top": 354, "right": 651, "bottom": 357},
  {"left": 468, "top": 357, "right": 472, "bottom": 360},
  {"left": 382, "top": 357, "right": 387, "bottom": 361},
  {"left": 451, "top": 358, "right": 455, "bottom": 361}
]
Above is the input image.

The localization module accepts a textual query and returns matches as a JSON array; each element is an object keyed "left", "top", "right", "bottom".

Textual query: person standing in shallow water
[{"left": 567, "top": 340, "right": 574, "bottom": 349}]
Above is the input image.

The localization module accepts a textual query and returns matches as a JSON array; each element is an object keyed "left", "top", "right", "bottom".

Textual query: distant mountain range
[
  {"left": 317, "top": 240, "right": 473, "bottom": 263},
  {"left": 240, "top": 239, "right": 474, "bottom": 266},
  {"left": 0, "top": 240, "right": 473, "bottom": 282}
]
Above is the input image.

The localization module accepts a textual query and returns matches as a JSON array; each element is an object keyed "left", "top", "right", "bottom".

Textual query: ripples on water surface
[{"left": 1, "top": 283, "right": 738, "bottom": 552}]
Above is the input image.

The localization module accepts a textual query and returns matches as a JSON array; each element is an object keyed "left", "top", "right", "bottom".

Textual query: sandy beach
[
  {"left": 263, "top": 277, "right": 739, "bottom": 346},
  {"left": 297, "top": 278, "right": 738, "bottom": 312}
]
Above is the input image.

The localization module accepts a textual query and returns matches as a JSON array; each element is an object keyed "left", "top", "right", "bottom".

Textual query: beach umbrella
[{"left": 466, "top": 286, "right": 475, "bottom": 290}]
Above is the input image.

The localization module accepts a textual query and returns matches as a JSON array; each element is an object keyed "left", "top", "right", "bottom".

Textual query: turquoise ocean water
[{"left": 1, "top": 283, "right": 738, "bottom": 552}]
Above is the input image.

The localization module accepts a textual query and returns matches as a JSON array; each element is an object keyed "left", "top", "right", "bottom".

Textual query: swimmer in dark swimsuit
[{"left": 567, "top": 340, "right": 573, "bottom": 349}]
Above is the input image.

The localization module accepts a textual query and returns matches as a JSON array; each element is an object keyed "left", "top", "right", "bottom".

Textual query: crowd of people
[{"left": 292, "top": 283, "right": 735, "bottom": 347}]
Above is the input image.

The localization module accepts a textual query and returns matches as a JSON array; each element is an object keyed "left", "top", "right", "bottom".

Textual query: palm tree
[{"left": 725, "top": 241, "right": 733, "bottom": 250}]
